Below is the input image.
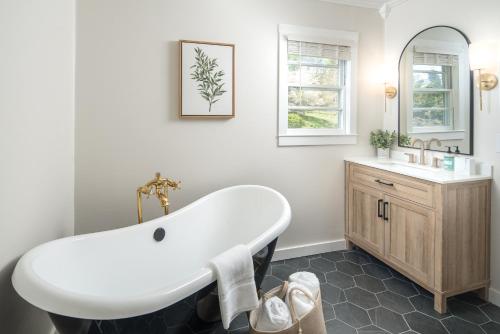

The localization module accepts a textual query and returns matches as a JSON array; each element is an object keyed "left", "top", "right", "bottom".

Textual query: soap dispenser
[{"left": 443, "top": 146, "right": 455, "bottom": 171}]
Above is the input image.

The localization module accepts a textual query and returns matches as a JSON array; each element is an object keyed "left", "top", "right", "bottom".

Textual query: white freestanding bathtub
[{"left": 12, "top": 185, "right": 291, "bottom": 321}]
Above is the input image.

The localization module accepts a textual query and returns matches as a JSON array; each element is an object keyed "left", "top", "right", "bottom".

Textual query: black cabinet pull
[
  {"left": 375, "top": 179, "right": 394, "bottom": 187},
  {"left": 383, "top": 202, "right": 389, "bottom": 221},
  {"left": 377, "top": 199, "right": 383, "bottom": 218}
]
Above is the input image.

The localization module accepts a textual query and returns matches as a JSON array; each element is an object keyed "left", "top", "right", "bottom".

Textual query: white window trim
[{"left": 278, "top": 24, "right": 359, "bottom": 147}]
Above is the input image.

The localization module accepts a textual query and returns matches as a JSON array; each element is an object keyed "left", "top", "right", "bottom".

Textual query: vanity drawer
[{"left": 349, "top": 164, "right": 435, "bottom": 208}]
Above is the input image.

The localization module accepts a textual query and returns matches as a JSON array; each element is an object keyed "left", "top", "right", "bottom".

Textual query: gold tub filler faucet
[{"left": 136, "top": 172, "right": 181, "bottom": 224}]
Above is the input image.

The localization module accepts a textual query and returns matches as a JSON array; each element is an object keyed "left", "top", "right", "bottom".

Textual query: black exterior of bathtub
[
  {"left": 48, "top": 238, "right": 278, "bottom": 334},
  {"left": 49, "top": 314, "right": 92, "bottom": 334}
]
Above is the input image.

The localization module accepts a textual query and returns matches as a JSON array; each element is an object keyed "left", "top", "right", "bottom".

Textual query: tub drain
[{"left": 153, "top": 228, "right": 165, "bottom": 242}]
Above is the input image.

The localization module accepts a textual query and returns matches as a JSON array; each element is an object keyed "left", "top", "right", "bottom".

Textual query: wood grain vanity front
[
  {"left": 350, "top": 165, "right": 434, "bottom": 207},
  {"left": 345, "top": 162, "right": 491, "bottom": 314},
  {"left": 348, "top": 183, "right": 385, "bottom": 257}
]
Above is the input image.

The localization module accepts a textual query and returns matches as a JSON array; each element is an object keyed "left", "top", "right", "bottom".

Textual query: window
[
  {"left": 278, "top": 25, "right": 358, "bottom": 146},
  {"left": 411, "top": 52, "right": 458, "bottom": 132},
  {"left": 287, "top": 41, "right": 346, "bottom": 130}
]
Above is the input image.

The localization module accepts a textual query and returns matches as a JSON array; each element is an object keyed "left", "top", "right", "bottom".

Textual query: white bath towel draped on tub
[{"left": 210, "top": 244, "right": 259, "bottom": 329}]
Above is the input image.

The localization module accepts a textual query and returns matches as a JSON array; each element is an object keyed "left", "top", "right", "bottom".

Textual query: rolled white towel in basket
[
  {"left": 255, "top": 296, "right": 293, "bottom": 331},
  {"left": 289, "top": 272, "right": 320, "bottom": 298},
  {"left": 285, "top": 272, "right": 321, "bottom": 319}
]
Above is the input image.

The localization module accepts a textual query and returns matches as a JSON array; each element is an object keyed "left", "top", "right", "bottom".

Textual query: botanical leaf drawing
[{"left": 190, "top": 47, "right": 226, "bottom": 112}]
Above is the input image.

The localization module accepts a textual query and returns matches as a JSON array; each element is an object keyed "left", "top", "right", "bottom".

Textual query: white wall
[
  {"left": 75, "top": 0, "right": 384, "bottom": 251},
  {"left": 384, "top": 0, "right": 500, "bottom": 303},
  {"left": 0, "top": 0, "right": 75, "bottom": 333}
]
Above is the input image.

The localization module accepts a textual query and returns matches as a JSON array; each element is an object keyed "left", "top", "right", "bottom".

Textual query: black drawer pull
[
  {"left": 375, "top": 179, "right": 394, "bottom": 187},
  {"left": 383, "top": 202, "right": 389, "bottom": 221},
  {"left": 377, "top": 199, "right": 384, "bottom": 218}
]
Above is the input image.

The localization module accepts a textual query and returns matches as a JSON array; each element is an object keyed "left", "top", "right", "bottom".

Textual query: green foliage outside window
[
  {"left": 287, "top": 44, "right": 343, "bottom": 129},
  {"left": 288, "top": 111, "right": 338, "bottom": 128},
  {"left": 413, "top": 92, "right": 446, "bottom": 108},
  {"left": 412, "top": 65, "right": 452, "bottom": 127}
]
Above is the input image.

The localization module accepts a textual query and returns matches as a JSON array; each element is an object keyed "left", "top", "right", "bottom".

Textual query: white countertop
[{"left": 345, "top": 157, "right": 493, "bottom": 184}]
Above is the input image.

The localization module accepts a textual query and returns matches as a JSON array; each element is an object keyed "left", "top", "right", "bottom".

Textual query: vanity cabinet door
[
  {"left": 385, "top": 195, "right": 435, "bottom": 286},
  {"left": 348, "top": 183, "right": 385, "bottom": 256}
]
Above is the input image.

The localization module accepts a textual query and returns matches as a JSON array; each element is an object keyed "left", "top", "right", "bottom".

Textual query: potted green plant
[
  {"left": 370, "top": 130, "right": 397, "bottom": 159},
  {"left": 399, "top": 134, "right": 412, "bottom": 147}
]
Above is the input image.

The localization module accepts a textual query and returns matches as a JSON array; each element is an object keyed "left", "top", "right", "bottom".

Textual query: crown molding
[
  {"left": 388, "top": 0, "right": 410, "bottom": 6},
  {"left": 320, "top": 0, "right": 410, "bottom": 15},
  {"left": 379, "top": 0, "right": 410, "bottom": 19},
  {"left": 319, "top": 0, "right": 386, "bottom": 9},
  {"left": 379, "top": 3, "right": 391, "bottom": 18}
]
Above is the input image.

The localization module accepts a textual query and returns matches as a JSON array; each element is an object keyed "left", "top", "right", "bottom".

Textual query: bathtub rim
[{"left": 11, "top": 185, "right": 291, "bottom": 320}]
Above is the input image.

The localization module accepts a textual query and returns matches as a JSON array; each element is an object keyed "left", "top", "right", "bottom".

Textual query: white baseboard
[
  {"left": 489, "top": 287, "right": 500, "bottom": 306},
  {"left": 272, "top": 239, "right": 347, "bottom": 261}
]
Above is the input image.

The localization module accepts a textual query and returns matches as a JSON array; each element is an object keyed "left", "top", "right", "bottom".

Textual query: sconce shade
[
  {"left": 469, "top": 41, "right": 498, "bottom": 70},
  {"left": 385, "top": 86, "right": 397, "bottom": 99}
]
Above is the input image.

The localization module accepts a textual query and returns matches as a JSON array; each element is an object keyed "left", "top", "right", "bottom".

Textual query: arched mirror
[{"left": 398, "top": 26, "right": 473, "bottom": 155}]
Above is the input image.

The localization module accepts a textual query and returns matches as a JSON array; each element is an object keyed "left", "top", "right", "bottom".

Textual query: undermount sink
[
  {"left": 374, "top": 161, "right": 441, "bottom": 172},
  {"left": 370, "top": 161, "right": 445, "bottom": 179}
]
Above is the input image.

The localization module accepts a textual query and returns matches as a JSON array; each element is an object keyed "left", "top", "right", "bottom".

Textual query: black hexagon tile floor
[{"left": 89, "top": 247, "right": 500, "bottom": 334}]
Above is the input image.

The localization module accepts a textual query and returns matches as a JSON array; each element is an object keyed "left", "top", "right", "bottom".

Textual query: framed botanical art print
[{"left": 179, "top": 40, "right": 235, "bottom": 118}]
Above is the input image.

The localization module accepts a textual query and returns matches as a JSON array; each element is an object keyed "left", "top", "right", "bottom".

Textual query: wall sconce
[
  {"left": 469, "top": 41, "right": 499, "bottom": 111},
  {"left": 385, "top": 85, "right": 397, "bottom": 99},
  {"left": 384, "top": 84, "right": 397, "bottom": 112},
  {"left": 371, "top": 64, "right": 398, "bottom": 112}
]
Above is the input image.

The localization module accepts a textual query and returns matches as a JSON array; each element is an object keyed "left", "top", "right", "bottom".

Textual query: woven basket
[{"left": 249, "top": 281, "right": 326, "bottom": 334}]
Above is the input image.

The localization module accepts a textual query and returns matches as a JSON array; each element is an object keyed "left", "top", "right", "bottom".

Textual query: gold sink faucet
[{"left": 136, "top": 172, "right": 181, "bottom": 224}]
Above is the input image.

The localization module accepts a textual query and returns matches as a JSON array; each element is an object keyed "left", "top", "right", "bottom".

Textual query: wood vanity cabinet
[{"left": 345, "top": 162, "right": 491, "bottom": 313}]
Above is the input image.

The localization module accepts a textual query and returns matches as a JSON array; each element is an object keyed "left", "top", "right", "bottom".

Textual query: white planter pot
[{"left": 377, "top": 148, "right": 390, "bottom": 160}]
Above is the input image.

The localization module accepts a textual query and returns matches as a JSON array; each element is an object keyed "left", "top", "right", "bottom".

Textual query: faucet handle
[
  {"left": 432, "top": 157, "right": 443, "bottom": 168},
  {"left": 167, "top": 179, "right": 181, "bottom": 190},
  {"left": 404, "top": 152, "right": 417, "bottom": 163}
]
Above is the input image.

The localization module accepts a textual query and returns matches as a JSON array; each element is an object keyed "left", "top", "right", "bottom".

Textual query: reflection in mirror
[{"left": 398, "top": 27, "right": 473, "bottom": 155}]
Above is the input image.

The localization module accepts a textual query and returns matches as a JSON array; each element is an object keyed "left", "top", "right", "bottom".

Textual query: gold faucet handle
[{"left": 167, "top": 179, "right": 181, "bottom": 190}]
